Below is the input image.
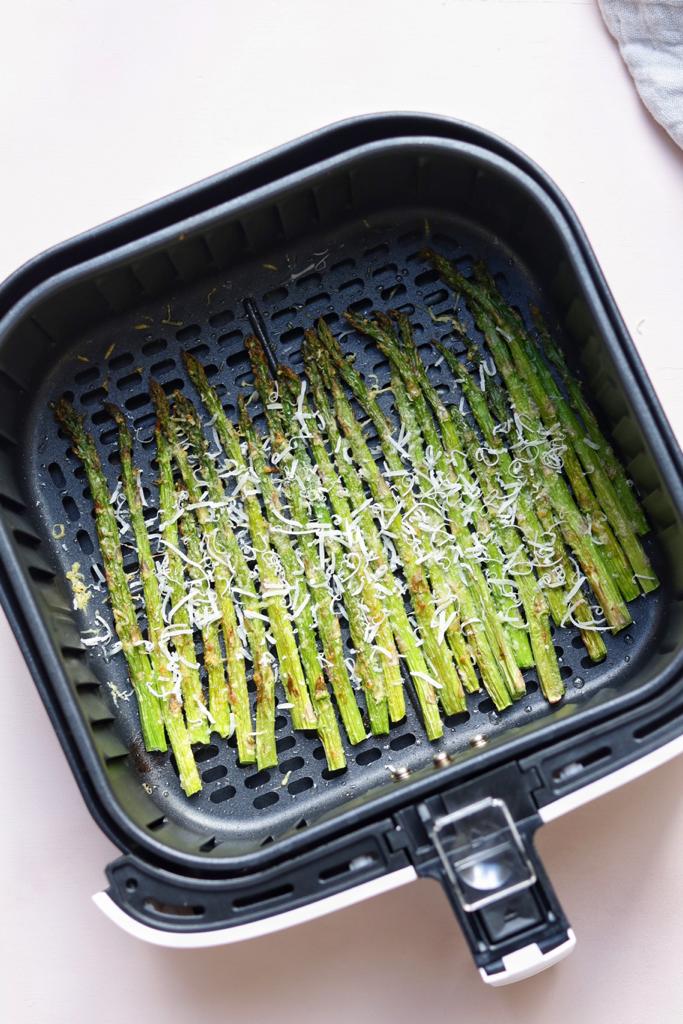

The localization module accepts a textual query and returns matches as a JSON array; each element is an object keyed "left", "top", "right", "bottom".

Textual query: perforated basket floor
[{"left": 24, "top": 209, "right": 664, "bottom": 854}]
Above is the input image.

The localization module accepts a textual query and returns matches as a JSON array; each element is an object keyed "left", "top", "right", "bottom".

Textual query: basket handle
[{"left": 414, "top": 797, "right": 575, "bottom": 985}]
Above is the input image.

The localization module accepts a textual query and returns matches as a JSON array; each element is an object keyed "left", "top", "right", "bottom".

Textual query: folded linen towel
[{"left": 599, "top": 0, "right": 683, "bottom": 147}]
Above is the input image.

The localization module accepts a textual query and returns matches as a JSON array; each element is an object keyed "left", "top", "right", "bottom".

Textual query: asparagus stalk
[
  {"left": 512, "top": 308, "right": 656, "bottom": 593},
  {"left": 436, "top": 341, "right": 607, "bottom": 663},
  {"left": 475, "top": 346, "right": 613, "bottom": 648},
  {"left": 389, "top": 311, "right": 535, "bottom": 671},
  {"left": 241, "top": 401, "right": 368, "bottom": 753},
  {"left": 301, "top": 349, "right": 444, "bottom": 740},
  {"left": 157, "top": 425, "right": 229, "bottom": 739},
  {"left": 312, "top": 324, "right": 476, "bottom": 709},
  {"left": 305, "top": 329, "right": 474, "bottom": 714},
  {"left": 172, "top": 391, "right": 317, "bottom": 746},
  {"left": 54, "top": 399, "right": 166, "bottom": 752},
  {"left": 105, "top": 404, "right": 204, "bottom": 792},
  {"left": 278, "top": 365, "right": 406, "bottom": 725},
  {"left": 334, "top": 314, "right": 525, "bottom": 700},
  {"left": 275, "top": 371, "right": 390, "bottom": 734},
  {"left": 244, "top": 337, "right": 389, "bottom": 734},
  {"left": 150, "top": 381, "right": 259, "bottom": 766},
  {"left": 435, "top": 339, "right": 568, "bottom": 622},
  {"left": 530, "top": 306, "right": 648, "bottom": 536},
  {"left": 240, "top": 395, "right": 368, "bottom": 749},
  {"left": 383, "top": 318, "right": 533, "bottom": 672},
  {"left": 175, "top": 495, "right": 232, "bottom": 737},
  {"left": 427, "top": 252, "right": 641, "bottom": 603},
  {"left": 448, "top": 400, "right": 564, "bottom": 702},
  {"left": 387, "top": 364, "right": 516, "bottom": 709},
  {"left": 470, "top": 263, "right": 648, "bottom": 548},
  {"left": 309, "top": 340, "right": 473, "bottom": 714},
  {"left": 182, "top": 354, "right": 345, "bottom": 770},
  {"left": 455, "top": 311, "right": 631, "bottom": 631},
  {"left": 393, "top": 360, "right": 532, "bottom": 679},
  {"left": 380, "top": 311, "right": 535, "bottom": 672}
]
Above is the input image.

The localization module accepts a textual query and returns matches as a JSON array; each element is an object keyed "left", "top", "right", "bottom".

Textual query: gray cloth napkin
[{"left": 599, "top": 0, "right": 683, "bottom": 147}]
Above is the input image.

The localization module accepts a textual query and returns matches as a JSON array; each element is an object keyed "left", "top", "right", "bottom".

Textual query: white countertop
[{"left": 2, "top": 1, "right": 682, "bottom": 1021}]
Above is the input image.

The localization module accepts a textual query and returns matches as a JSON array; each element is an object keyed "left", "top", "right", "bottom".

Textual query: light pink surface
[{"left": 2, "top": 1, "right": 683, "bottom": 1021}]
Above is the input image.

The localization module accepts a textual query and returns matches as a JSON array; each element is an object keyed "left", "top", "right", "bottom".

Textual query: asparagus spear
[
  {"left": 389, "top": 356, "right": 528, "bottom": 684},
  {"left": 470, "top": 262, "right": 649, "bottom": 545},
  {"left": 454, "top": 310, "right": 631, "bottom": 631},
  {"left": 387, "top": 364, "right": 515, "bottom": 709},
  {"left": 475, "top": 344, "right": 613, "bottom": 643},
  {"left": 54, "top": 399, "right": 166, "bottom": 752},
  {"left": 301, "top": 349, "right": 444, "bottom": 740},
  {"left": 309, "top": 334, "right": 473, "bottom": 714},
  {"left": 447, "top": 400, "right": 564, "bottom": 702},
  {"left": 182, "top": 354, "right": 346, "bottom": 770},
  {"left": 157, "top": 425, "right": 229, "bottom": 739},
  {"left": 240, "top": 395, "right": 368, "bottom": 749},
  {"left": 150, "top": 381, "right": 259, "bottom": 766},
  {"left": 105, "top": 403, "right": 204, "bottom": 791},
  {"left": 385, "top": 364, "right": 489, "bottom": 694},
  {"left": 278, "top": 364, "right": 406, "bottom": 724},
  {"left": 427, "top": 252, "right": 641, "bottom": 603},
  {"left": 511, "top": 307, "right": 656, "bottom": 593},
  {"left": 530, "top": 305, "right": 648, "bottom": 537},
  {"left": 311, "top": 324, "right": 477, "bottom": 708},
  {"left": 240, "top": 399, "right": 368, "bottom": 753},
  {"left": 244, "top": 337, "right": 389, "bottom": 734},
  {"left": 332, "top": 315, "right": 525, "bottom": 700},
  {"left": 172, "top": 391, "right": 317, "bottom": 747},
  {"left": 275, "top": 370, "right": 390, "bottom": 734},
  {"left": 305, "top": 329, "right": 474, "bottom": 714},
  {"left": 175, "top": 496, "right": 232, "bottom": 737},
  {"left": 436, "top": 341, "right": 607, "bottom": 663},
  {"left": 382, "top": 311, "right": 536, "bottom": 670},
  {"left": 434, "top": 339, "right": 567, "bottom": 621},
  {"left": 379, "top": 315, "right": 534, "bottom": 672}
]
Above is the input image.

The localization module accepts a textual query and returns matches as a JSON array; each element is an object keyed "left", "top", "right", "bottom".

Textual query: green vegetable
[
  {"left": 107, "top": 403, "right": 203, "bottom": 793},
  {"left": 54, "top": 399, "right": 166, "bottom": 753},
  {"left": 157, "top": 425, "right": 227, "bottom": 740},
  {"left": 173, "top": 391, "right": 320, "bottom": 767},
  {"left": 530, "top": 305, "right": 648, "bottom": 537},
  {"left": 151, "top": 381, "right": 259, "bottom": 765},
  {"left": 306, "top": 326, "right": 471, "bottom": 714},
  {"left": 279, "top": 364, "right": 406, "bottom": 725},
  {"left": 426, "top": 251, "right": 644, "bottom": 604},
  {"left": 183, "top": 352, "right": 346, "bottom": 771},
  {"left": 301, "top": 347, "right": 444, "bottom": 740},
  {"left": 327, "top": 315, "right": 524, "bottom": 703},
  {"left": 244, "top": 335, "right": 389, "bottom": 735},
  {"left": 436, "top": 341, "right": 607, "bottom": 663}
]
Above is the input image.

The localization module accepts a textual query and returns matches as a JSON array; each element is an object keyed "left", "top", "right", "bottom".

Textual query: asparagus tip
[{"left": 102, "top": 401, "right": 126, "bottom": 426}]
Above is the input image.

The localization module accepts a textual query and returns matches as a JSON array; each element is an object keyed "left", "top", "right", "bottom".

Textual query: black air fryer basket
[{"left": 2, "top": 115, "right": 682, "bottom": 985}]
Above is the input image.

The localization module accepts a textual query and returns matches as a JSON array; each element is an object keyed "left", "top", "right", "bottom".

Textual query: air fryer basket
[{"left": 1, "top": 116, "right": 682, "bottom": 981}]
